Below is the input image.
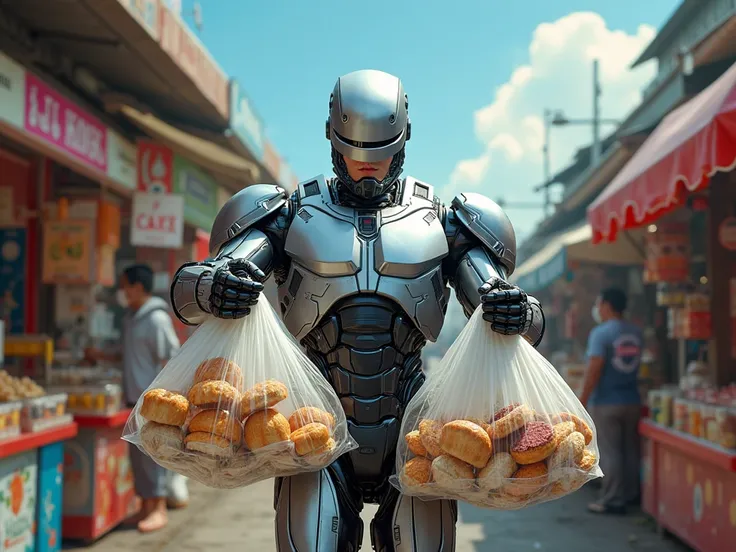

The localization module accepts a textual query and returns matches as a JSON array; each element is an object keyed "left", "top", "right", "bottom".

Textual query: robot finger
[
  {"left": 482, "top": 303, "right": 524, "bottom": 316},
  {"left": 481, "top": 288, "right": 525, "bottom": 304}
]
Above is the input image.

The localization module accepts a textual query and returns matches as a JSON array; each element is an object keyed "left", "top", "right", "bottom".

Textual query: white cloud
[{"left": 445, "top": 12, "right": 657, "bottom": 239}]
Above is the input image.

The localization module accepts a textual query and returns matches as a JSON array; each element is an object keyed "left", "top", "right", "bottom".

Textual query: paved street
[{"left": 62, "top": 479, "right": 691, "bottom": 551}]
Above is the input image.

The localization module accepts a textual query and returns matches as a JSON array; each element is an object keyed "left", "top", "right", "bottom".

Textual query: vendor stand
[{"left": 587, "top": 61, "right": 736, "bottom": 552}]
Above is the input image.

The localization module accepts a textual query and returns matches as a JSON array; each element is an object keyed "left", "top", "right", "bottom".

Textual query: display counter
[
  {"left": 61, "top": 409, "right": 137, "bottom": 543},
  {"left": 0, "top": 423, "right": 78, "bottom": 552},
  {"left": 640, "top": 419, "right": 736, "bottom": 551}
]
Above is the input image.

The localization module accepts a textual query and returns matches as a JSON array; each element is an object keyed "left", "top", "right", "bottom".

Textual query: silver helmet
[{"left": 326, "top": 69, "right": 411, "bottom": 199}]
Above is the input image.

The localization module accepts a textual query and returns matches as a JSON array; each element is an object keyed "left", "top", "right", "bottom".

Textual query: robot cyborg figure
[{"left": 171, "top": 70, "right": 545, "bottom": 551}]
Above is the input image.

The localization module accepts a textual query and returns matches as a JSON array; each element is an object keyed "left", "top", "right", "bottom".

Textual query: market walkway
[{"left": 63, "top": 480, "right": 691, "bottom": 551}]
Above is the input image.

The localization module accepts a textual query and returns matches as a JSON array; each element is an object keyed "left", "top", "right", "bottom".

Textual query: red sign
[
  {"left": 93, "top": 429, "right": 136, "bottom": 537},
  {"left": 719, "top": 217, "right": 736, "bottom": 251},
  {"left": 130, "top": 192, "right": 184, "bottom": 249},
  {"left": 137, "top": 141, "right": 173, "bottom": 193},
  {"left": 158, "top": 4, "right": 229, "bottom": 119}
]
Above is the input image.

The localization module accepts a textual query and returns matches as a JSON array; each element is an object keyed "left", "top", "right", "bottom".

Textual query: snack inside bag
[
  {"left": 123, "top": 294, "right": 357, "bottom": 489},
  {"left": 390, "top": 306, "right": 602, "bottom": 509}
]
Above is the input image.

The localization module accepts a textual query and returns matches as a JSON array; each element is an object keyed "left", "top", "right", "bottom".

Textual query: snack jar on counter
[
  {"left": 700, "top": 402, "right": 719, "bottom": 444},
  {"left": 687, "top": 400, "right": 703, "bottom": 438},
  {"left": 60, "top": 383, "right": 123, "bottom": 416},
  {"left": 715, "top": 406, "right": 736, "bottom": 449},
  {"left": 20, "top": 393, "right": 72, "bottom": 433},
  {"left": 0, "top": 400, "right": 22, "bottom": 440},
  {"left": 673, "top": 397, "right": 689, "bottom": 433}
]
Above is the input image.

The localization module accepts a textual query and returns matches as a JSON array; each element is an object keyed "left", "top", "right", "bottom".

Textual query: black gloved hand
[
  {"left": 479, "top": 276, "right": 531, "bottom": 336},
  {"left": 209, "top": 259, "right": 266, "bottom": 319}
]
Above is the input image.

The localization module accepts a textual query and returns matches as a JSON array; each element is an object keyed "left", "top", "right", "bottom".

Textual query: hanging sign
[
  {"left": 137, "top": 141, "right": 174, "bottom": 193},
  {"left": 718, "top": 217, "right": 736, "bottom": 251},
  {"left": 644, "top": 223, "right": 690, "bottom": 283},
  {"left": 130, "top": 192, "right": 184, "bottom": 249},
  {"left": 42, "top": 220, "right": 93, "bottom": 284}
]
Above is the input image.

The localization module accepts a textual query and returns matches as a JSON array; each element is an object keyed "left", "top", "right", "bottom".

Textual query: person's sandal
[{"left": 588, "top": 502, "right": 626, "bottom": 515}]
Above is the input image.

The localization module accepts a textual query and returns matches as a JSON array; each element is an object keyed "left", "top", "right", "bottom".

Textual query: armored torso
[{"left": 277, "top": 175, "right": 449, "bottom": 501}]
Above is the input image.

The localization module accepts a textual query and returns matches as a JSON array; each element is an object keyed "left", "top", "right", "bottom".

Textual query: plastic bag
[
  {"left": 390, "top": 306, "right": 602, "bottom": 509},
  {"left": 123, "top": 294, "right": 357, "bottom": 489}
]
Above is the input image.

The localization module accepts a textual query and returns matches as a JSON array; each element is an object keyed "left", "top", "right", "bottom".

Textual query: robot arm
[
  {"left": 443, "top": 192, "right": 545, "bottom": 347},
  {"left": 170, "top": 184, "right": 292, "bottom": 326}
]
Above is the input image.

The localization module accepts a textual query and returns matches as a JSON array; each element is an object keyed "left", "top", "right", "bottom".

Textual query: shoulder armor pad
[
  {"left": 295, "top": 174, "right": 331, "bottom": 203},
  {"left": 401, "top": 176, "right": 435, "bottom": 205},
  {"left": 209, "top": 184, "right": 288, "bottom": 255},
  {"left": 451, "top": 192, "right": 517, "bottom": 275}
]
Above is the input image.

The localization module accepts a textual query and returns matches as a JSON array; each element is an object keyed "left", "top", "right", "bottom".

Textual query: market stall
[{"left": 588, "top": 61, "right": 736, "bottom": 551}]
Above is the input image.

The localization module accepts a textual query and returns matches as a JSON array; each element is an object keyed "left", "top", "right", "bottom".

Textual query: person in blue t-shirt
[{"left": 581, "top": 287, "right": 643, "bottom": 515}]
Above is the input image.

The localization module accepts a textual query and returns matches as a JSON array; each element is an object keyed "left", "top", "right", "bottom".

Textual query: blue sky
[{"left": 181, "top": 0, "right": 678, "bottom": 238}]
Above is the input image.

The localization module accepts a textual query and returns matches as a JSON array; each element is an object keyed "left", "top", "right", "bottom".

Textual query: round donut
[
  {"left": 193, "top": 357, "right": 244, "bottom": 390},
  {"left": 401, "top": 457, "right": 433, "bottom": 487},
  {"left": 188, "top": 409, "right": 242, "bottom": 442},
  {"left": 477, "top": 452, "right": 517, "bottom": 491},
  {"left": 244, "top": 409, "right": 291, "bottom": 450},
  {"left": 184, "top": 431, "right": 234, "bottom": 457},
  {"left": 187, "top": 380, "right": 240, "bottom": 411},
  {"left": 440, "top": 420, "right": 492, "bottom": 468},
  {"left": 552, "top": 413, "right": 593, "bottom": 445},
  {"left": 291, "top": 423, "right": 331, "bottom": 456},
  {"left": 405, "top": 430, "right": 429, "bottom": 457},
  {"left": 241, "top": 380, "right": 288, "bottom": 418},
  {"left": 491, "top": 404, "right": 535, "bottom": 440},
  {"left": 141, "top": 389, "right": 189, "bottom": 426},
  {"left": 510, "top": 421, "right": 555, "bottom": 465},
  {"left": 548, "top": 431, "right": 585, "bottom": 470},
  {"left": 504, "top": 462, "right": 548, "bottom": 497},
  {"left": 431, "top": 455, "right": 475, "bottom": 491},
  {"left": 288, "top": 406, "right": 335, "bottom": 432},
  {"left": 418, "top": 419, "right": 444, "bottom": 458},
  {"left": 140, "top": 422, "right": 184, "bottom": 459}
]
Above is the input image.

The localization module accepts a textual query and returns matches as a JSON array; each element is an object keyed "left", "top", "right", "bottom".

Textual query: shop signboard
[
  {"left": 36, "top": 442, "right": 64, "bottom": 552},
  {"left": 158, "top": 4, "right": 229, "bottom": 118},
  {"left": 0, "top": 450, "right": 37, "bottom": 552},
  {"left": 0, "top": 228, "right": 26, "bottom": 334},
  {"left": 42, "top": 220, "right": 93, "bottom": 284},
  {"left": 263, "top": 141, "right": 281, "bottom": 182},
  {"left": 229, "top": 80, "right": 264, "bottom": 161},
  {"left": 130, "top": 192, "right": 184, "bottom": 248},
  {"left": 117, "top": 0, "right": 159, "bottom": 39},
  {"left": 137, "top": 141, "right": 174, "bottom": 193},
  {"left": 24, "top": 73, "right": 108, "bottom": 172},
  {"left": 106, "top": 131, "right": 137, "bottom": 190},
  {"left": 0, "top": 52, "right": 25, "bottom": 129},
  {"left": 173, "top": 155, "right": 217, "bottom": 230}
]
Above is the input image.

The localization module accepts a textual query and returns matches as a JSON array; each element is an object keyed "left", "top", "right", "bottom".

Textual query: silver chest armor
[{"left": 280, "top": 175, "right": 448, "bottom": 498}]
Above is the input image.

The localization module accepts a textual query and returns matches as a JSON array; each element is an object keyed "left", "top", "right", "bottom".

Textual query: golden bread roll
[
  {"left": 465, "top": 417, "right": 492, "bottom": 434},
  {"left": 431, "top": 455, "right": 474, "bottom": 490},
  {"left": 187, "top": 380, "right": 240, "bottom": 410},
  {"left": 193, "top": 357, "right": 244, "bottom": 390},
  {"left": 301, "top": 438, "right": 337, "bottom": 467},
  {"left": 418, "top": 419, "right": 443, "bottom": 458},
  {"left": 510, "top": 421, "right": 556, "bottom": 465},
  {"left": 189, "top": 409, "right": 242, "bottom": 442},
  {"left": 440, "top": 420, "right": 493, "bottom": 468},
  {"left": 548, "top": 431, "right": 585, "bottom": 470},
  {"left": 140, "top": 422, "right": 184, "bottom": 459},
  {"left": 405, "top": 430, "right": 429, "bottom": 457},
  {"left": 578, "top": 449, "right": 596, "bottom": 470},
  {"left": 184, "top": 431, "right": 234, "bottom": 457},
  {"left": 310, "top": 437, "right": 336, "bottom": 456},
  {"left": 291, "top": 423, "right": 331, "bottom": 456},
  {"left": 288, "top": 407, "right": 335, "bottom": 432},
  {"left": 477, "top": 452, "right": 517, "bottom": 491},
  {"left": 504, "top": 462, "right": 548, "bottom": 497},
  {"left": 241, "top": 380, "right": 288, "bottom": 417},
  {"left": 401, "top": 457, "right": 433, "bottom": 486},
  {"left": 491, "top": 404, "right": 535, "bottom": 439},
  {"left": 244, "top": 408, "right": 291, "bottom": 450},
  {"left": 552, "top": 421, "right": 576, "bottom": 446},
  {"left": 551, "top": 413, "right": 593, "bottom": 445},
  {"left": 141, "top": 389, "right": 189, "bottom": 426}
]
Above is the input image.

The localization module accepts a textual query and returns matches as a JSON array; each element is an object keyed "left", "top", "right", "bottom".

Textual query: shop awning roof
[
  {"left": 587, "top": 61, "right": 736, "bottom": 244},
  {"left": 513, "top": 222, "right": 645, "bottom": 293},
  {"left": 119, "top": 105, "right": 260, "bottom": 184}
]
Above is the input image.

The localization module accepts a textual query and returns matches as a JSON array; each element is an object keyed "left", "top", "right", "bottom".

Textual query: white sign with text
[{"left": 130, "top": 192, "right": 184, "bottom": 249}]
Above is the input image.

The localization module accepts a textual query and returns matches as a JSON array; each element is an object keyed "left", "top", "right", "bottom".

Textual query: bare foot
[{"left": 137, "top": 508, "right": 168, "bottom": 533}]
